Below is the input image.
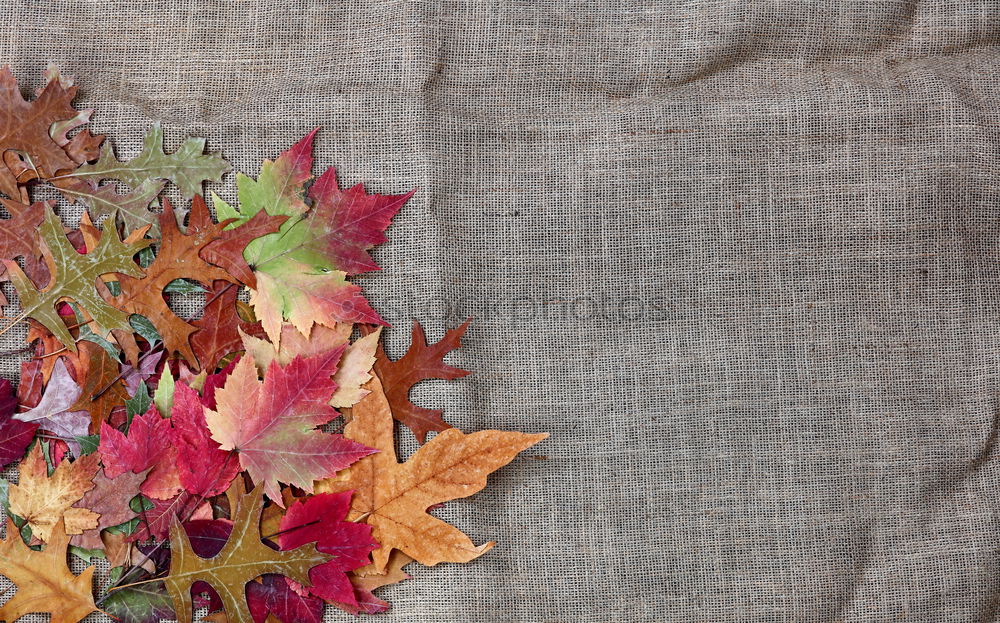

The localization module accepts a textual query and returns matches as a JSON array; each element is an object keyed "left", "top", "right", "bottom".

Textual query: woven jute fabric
[{"left": 3, "top": 1, "right": 1000, "bottom": 622}]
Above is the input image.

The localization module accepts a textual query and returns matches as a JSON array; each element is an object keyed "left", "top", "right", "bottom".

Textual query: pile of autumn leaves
[{"left": 0, "top": 66, "right": 546, "bottom": 623}]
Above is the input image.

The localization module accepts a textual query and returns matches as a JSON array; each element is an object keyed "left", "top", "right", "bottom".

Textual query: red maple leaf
[
  {"left": 99, "top": 408, "right": 182, "bottom": 500},
  {"left": 278, "top": 492, "right": 379, "bottom": 609},
  {"left": 248, "top": 575, "right": 325, "bottom": 623},
  {"left": 303, "top": 167, "right": 414, "bottom": 276},
  {"left": 200, "top": 357, "right": 238, "bottom": 411},
  {"left": 169, "top": 382, "right": 239, "bottom": 498},
  {"left": 204, "top": 350, "right": 375, "bottom": 504}
]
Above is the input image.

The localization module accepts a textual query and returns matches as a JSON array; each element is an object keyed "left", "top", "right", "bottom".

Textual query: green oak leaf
[
  {"left": 57, "top": 178, "right": 166, "bottom": 237},
  {"left": 165, "top": 483, "right": 329, "bottom": 623},
  {"left": 66, "top": 123, "right": 230, "bottom": 198},
  {"left": 70, "top": 302, "right": 121, "bottom": 358},
  {"left": 3, "top": 206, "right": 152, "bottom": 351}
]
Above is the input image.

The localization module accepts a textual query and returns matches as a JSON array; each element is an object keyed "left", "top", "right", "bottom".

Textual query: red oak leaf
[
  {"left": 169, "top": 382, "right": 239, "bottom": 498},
  {"left": 204, "top": 350, "right": 375, "bottom": 504},
  {"left": 99, "top": 408, "right": 182, "bottom": 500},
  {"left": 370, "top": 319, "right": 472, "bottom": 443},
  {"left": 278, "top": 492, "right": 378, "bottom": 609}
]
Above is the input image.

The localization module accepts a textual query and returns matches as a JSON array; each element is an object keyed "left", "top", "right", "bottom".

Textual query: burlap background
[{"left": 3, "top": 1, "right": 1000, "bottom": 622}]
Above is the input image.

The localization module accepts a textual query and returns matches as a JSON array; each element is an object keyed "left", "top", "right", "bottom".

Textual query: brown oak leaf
[
  {"left": 190, "top": 280, "right": 264, "bottom": 373},
  {"left": 0, "top": 66, "right": 83, "bottom": 199},
  {"left": 70, "top": 340, "right": 129, "bottom": 432},
  {"left": 194, "top": 195, "right": 287, "bottom": 289},
  {"left": 0, "top": 198, "right": 48, "bottom": 305},
  {"left": 112, "top": 196, "right": 236, "bottom": 367},
  {"left": 369, "top": 319, "right": 472, "bottom": 443}
]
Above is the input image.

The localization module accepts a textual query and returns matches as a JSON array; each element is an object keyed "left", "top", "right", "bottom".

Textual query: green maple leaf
[
  {"left": 214, "top": 130, "right": 411, "bottom": 346},
  {"left": 3, "top": 206, "right": 151, "bottom": 351},
  {"left": 63, "top": 123, "right": 230, "bottom": 198},
  {"left": 165, "top": 483, "right": 330, "bottom": 623}
]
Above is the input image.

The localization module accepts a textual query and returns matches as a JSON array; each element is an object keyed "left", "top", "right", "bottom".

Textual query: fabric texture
[{"left": 2, "top": 1, "right": 1000, "bottom": 621}]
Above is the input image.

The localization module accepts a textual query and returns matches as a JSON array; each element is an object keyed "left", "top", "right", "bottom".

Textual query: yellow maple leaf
[{"left": 8, "top": 444, "right": 100, "bottom": 542}]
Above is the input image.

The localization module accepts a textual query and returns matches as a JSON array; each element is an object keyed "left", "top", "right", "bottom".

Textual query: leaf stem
[
  {"left": 34, "top": 433, "right": 76, "bottom": 443},
  {"left": 104, "top": 576, "right": 166, "bottom": 594},
  {"left": 34, "top": 347, "right": 68, "bottom": 360},
  {"left": 0, "top": 344, "right": 33, "bottom": 356},
  {"left": 0, "top": 311, "right": 28, "bottom": 339},
  {"left": 95, "top": 605, "right": 121, "bottom": 621},
  {"left": 259, "top": 518, "right": 321, "bottom": 541},
  {"left": 201, "top": 282, "right": 236, "bottom": 310}
]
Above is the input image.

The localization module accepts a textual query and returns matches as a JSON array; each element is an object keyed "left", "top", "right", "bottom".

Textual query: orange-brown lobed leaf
[
  {"left": 70, "top": 340, "right": 129, "bottom": 432},
  {"left": 0, "top": 66, "right": 84, "bottom": 198},
  {"left": 112, "top": 196, "right": 236, "bottom": 368},
  {"left": 0, "top": 518, "right": 97, "bottom": 623},
  {"left": 370, "top": 320, "right": 472, "bottom": 443},
  {"left": 316, "top": 375, "right": 547, "bottom": 572}
]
